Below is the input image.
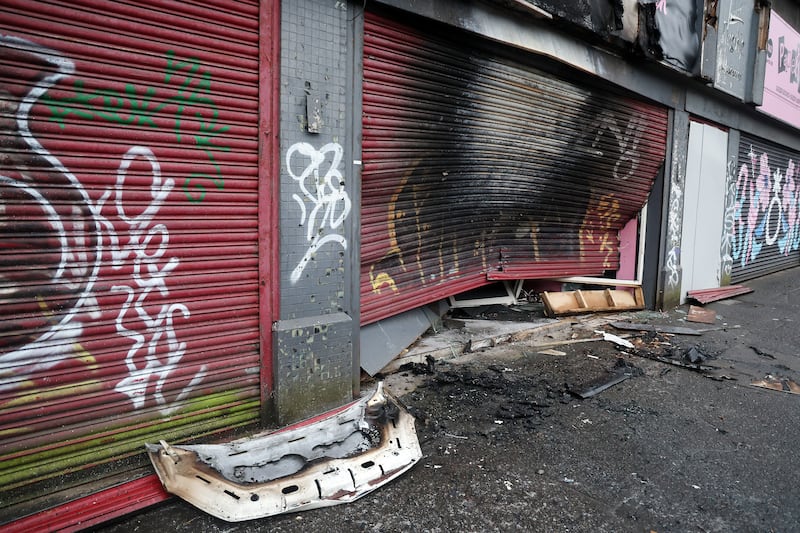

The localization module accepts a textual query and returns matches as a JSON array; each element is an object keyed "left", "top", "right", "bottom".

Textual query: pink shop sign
[{"left": 760, "top": 12, "right": 800, "bottom": 130}]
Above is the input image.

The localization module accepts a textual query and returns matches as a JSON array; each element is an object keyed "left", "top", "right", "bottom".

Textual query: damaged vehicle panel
[{"left": 146, "top": 384, "right": 421, "bottom": 522}]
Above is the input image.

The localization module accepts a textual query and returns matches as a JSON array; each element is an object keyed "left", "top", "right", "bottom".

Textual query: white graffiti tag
[
  {"left": 0, "top": 36, "right": 102, "bottom": 390},
  {"left": 96, "top": 147, "right": 205, "bottom": 413},
  {"left": 665, "top": 246, "right": 680, "bottom": 288},
  {"left": 286, "top": 142, "right": 351, "bottom": 284},
  {"left": 584, "top": 111, "right": 645, "bottom": 181},
  {"left": 0, "top": 36, "right": 202, "bottom": 413},
  {"left": 720, "top": 158, "right": 739, "bottom": 279}
]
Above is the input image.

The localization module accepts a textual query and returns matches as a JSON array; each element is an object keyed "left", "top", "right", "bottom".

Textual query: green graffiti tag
[{"left": 42, "top": 51, "right": 229, "bottom": 203}]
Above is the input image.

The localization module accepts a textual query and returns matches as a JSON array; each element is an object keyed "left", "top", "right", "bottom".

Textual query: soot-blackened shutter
[
  {"left": 361, "top": 10, "right": 667, "bottom": 324},
  {"left": 0, "top": 0, "right": 261, "bottom": 497},
  {"left": 730, "top": 133, "right": 800, "bottom": 282}
]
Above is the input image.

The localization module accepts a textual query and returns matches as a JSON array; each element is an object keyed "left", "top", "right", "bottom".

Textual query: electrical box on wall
[{"left": 700, "top": 0, "right": 771, "bottom": 104}]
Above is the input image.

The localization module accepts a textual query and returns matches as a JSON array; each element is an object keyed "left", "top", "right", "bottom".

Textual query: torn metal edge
[{"left": 145, "top": 383, "right": 422, "bottom": 522}]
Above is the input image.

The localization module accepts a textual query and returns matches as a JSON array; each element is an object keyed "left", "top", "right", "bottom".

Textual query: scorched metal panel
[
  {"left": 361, "top": 10, "right": 668, "bottom": 324},
  {"left": 0, "top": 0, "right": 261, "bottom": 499},
  {"left": 730, "top": 133, "right": 800, "bottom": 282}
]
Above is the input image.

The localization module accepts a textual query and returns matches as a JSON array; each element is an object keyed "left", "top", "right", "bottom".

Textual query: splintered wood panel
[{"left": 542, "top": 287, "right": 644, "bottom": 316}]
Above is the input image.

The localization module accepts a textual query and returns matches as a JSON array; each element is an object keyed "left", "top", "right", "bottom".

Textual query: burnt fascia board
[
  {"left": 700, "top": 22, "right": 718, "bottom": 80},
  {"left": 745, "top": 1, "right": 771, "bottom": 104},
  {"left": 373, "top": 0, "right": 679, "bottom": 108}
]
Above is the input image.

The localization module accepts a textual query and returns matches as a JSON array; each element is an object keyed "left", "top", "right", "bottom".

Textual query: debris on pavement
[
  {"left": 687, "top": 285, "right": 753, "bottom": 304},
  {"left": 99, "top": 266, "right": 800, "bottom": 533},
  {"left": 595, "top": 330, "right": 635, "bottom": 349},
  {"left": 749, "top": 346, "right": 776, "bottom": 360},
  {"left": 751, "top": 376, "right": 800, "bottom": 394},
  {"left": 623, "top": 337, "right": 717, "bottom": 373},
  {"left": 398, "top": 354, "right": 437, "bottom": 375},
  {"left": 531, "top": 336, "right": 619, "bottom": 350},
  {"left": 682, "top": 346, "right": 712, "bottom": 365},
  {"left": 610, "top": 321, "right": 704, "bottom": 336},
  {"left": 646, "top": 354, "right": 716, "bottom": 372},
  {"left": 570, "top": 358, "right": 643, "bottom": 399},
  {"left": 424, "top": 362, "right": 568, "bottom": 424},
  {"left": 538, "top": 349, "right": 566, "bottom": 356},
  {"left": 145, "top": 383, "right": 422, "bottom": 522},
  {"left": 705, "top": 373, "right": 737, "bottom": 382},
  {"left": 687, "top": 305, "right": 717, "bottom": 324}
]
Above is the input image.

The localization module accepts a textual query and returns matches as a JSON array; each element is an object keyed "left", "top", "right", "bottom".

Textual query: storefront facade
[
  {"left": 1, "top": 0, "right": 281, "bottom": 527},
  {"left": 4, "top": 0, "right": 800, "bottom": 530}
]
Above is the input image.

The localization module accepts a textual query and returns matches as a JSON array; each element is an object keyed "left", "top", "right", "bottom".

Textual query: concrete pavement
[{"left": 96, "top": 266, "right": 800, "bottom": 533}]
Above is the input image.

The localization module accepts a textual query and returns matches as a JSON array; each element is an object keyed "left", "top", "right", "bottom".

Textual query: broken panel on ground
[{"left": 146, "top": 384, "right": 421, "bottom": 522}]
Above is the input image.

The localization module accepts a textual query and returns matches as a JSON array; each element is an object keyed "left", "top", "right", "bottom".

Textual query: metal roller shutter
[
  {"left": 361, "top": 10, "right": 668, "bottom": 325},
  {"left": 0, "top": 0, "right": 261, "bottom": 497},
  {"left": 731, "top": 134, "right": 800, "bottom": 282}
]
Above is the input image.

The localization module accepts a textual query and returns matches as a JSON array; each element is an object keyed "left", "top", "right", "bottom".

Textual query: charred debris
[{"left": 147, "top": 282, "right": 755, "bottom": 522}]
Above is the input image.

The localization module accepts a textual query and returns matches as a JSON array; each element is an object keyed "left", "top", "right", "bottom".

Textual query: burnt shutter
[
  {"left": 0, "top": 0, "right": 262, "bottom": 495},
  {"left": 361, "top": 10, "right": 667, "bottom": 324},
  {"left": 731, "top": 133, "right": 800, "bottom": 282}
]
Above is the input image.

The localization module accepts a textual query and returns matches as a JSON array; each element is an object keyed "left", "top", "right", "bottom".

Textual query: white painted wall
[{"left": 680, "top": 121, "right": 729, "bottom": 302}]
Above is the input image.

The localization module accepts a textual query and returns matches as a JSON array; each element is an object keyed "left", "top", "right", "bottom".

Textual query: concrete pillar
[
  {"left": 659, "top": 110, "right": 689, "bottom": 309},
  {"left": 272, "top": 0, "right": 361, "bottom": 425}
]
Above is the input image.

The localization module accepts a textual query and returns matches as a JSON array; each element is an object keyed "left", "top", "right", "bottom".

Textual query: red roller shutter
[
  {"left": 361, "top": 10, "right": 667, "bottom": 324},
  {"left": 0, "top": 0, "right": 262, "bottom": 503}
]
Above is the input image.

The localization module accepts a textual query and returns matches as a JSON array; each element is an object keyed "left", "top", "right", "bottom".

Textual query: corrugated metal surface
[
  {"left": 0, "top": 0, "right": 261, "bottom": 496},
  {"left": 4, "top": 474, "right": 167, "bottom": 533},
  {"left": 361, "top": 10, "right": 668, "bottom": 325},
  {"left": 687, "top": 285, "right": 753, "bottom": 304},
  {"left": 731, "top": 133, "right": 800, "bottom": 282}
]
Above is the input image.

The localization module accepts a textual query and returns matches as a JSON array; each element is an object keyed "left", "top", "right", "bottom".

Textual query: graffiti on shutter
[
  {"left": 729, "top": 138, "right": 800, "bottom": 280},
  {"left": 1, "top": 36, "right": 238, "bottom": 412},
  {"left": 1, "top": 0, "right": 261, "bottom": 489}
]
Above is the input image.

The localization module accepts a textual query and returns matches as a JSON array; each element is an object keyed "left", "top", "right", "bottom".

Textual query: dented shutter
[
  {"left": 0, "top": 0, "right": 262, "bottom": 497},
  {"left": 361, "top": 10, "right": 668, "bottom": 324},
  {"left": 730, "top": 134, "right": 800, "bottom": 282}
]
